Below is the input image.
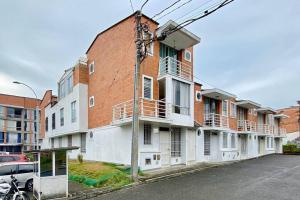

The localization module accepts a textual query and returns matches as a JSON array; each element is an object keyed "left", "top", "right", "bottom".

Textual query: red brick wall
[
  {"left": 278, "top": 106, "right": 299, "bottom": 133},
  {"left": 194, "top": 83, "right": 203, "bottom": 125}
]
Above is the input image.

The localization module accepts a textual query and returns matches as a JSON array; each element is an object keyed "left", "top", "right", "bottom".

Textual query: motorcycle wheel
[{"left": 14, "top": 193, "right": 29, "bottom": 200}]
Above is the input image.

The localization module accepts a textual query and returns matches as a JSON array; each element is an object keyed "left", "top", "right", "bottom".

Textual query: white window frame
[
  {"left": 143, "top": 31, "right": 154, "bottom": 56},
  {"left": 184, "top": 50, "right": 192, "bottom": 62},
  {"left": 230, "top": 102, "right": 237, "bottom": 118},
  {"left": 89, "top": 61, "right": 95, "bottom": 75},
  {"left": 71, "top": 101, "right": 76, "bottom": 123},
  {"left": 222, "top": 132, "right": 229, "bottom": 149},
  {"left": 222, "top": 100, "right": 228, "bottom": 117},
  {"left": 142, "top": 75, "right": 153, "bottom": 100},
  {"left": 231, "top": 133, "right": 237, "bottom": 149},
  {"left": 143, "top": 124, "right": 152, "bottom": 145},
  {"left": 89, "top": 96, "right": 95, "bottom": 108}
]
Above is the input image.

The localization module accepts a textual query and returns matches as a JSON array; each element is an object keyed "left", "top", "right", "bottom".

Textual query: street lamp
[
  {"left": 13, "top": 81, "right": 40, "bottom": 150},
  {"left": 297, "top": 101, "right": 300, "bottom": 139}
]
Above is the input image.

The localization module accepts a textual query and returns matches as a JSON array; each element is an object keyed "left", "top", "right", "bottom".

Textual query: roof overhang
[
  {"left": 256, "top": 107, "right": 277, "bottom": 114},
  {"left": 274, "top": 114, "right": 289, "bottom": 119},
  {"left": 236, "top": 100, "right": 261, "bottom": 109},
  {"left": 25, "top": 146, "right": 79, "bottom": 153},
  {"left": 156, "top": 20, "right": 200, "bottom": 50},
  {"left": 201, "top": 88, "right": 237, "bottom": 100}
]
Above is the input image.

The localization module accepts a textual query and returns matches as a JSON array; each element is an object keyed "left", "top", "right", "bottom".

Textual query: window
[
  {"left": 143, "top": 31, "right": 153, "bottom": 55},
  {"left": 18, "top": 164, "right": 33, "bottom": 174},
  {"left": 60, "top": 108, "right": 64, "bottom": 126},
  {"left": 195, "top": 91, "right": 202, "bottom": 102},
  {"left": 55, "top": 151, "right": 66, "bottom": 175},
  {"left": 0, "top": 119, "right": 4, "bottom": 130},
  {"left": 222, "top": 132, "right": 228, "bottom": 148},
  {"left": 222, "top": 100, "right": 228, "bottom": 116},
  {"left": 267, "top": 137, "right": 274, "bottom": 149},
  {"left": 68, "top": 135, "right": 72, "bottom": 147},
  {"left": 143, "top": 76, "right": 153, "bottom": 99},
  {"left": 231, "top": 133, "right": 236, "bottom": 148},
  {"left": 0, "top": 165, "right": 17, "bottom": 176},
  {"left": 40, "top": 152, "right": 53, "bottom": 177},
  {"left": 81, "top": 133, "right": 86, "bottom": 153},
  {"left": 89, "top": 96, "right": 95, "bottom": 107},
  {"left": 67, "top": 74, "right": 73, "bottom": 94},
  {"left": 59, "top": 80, "right": 66, "bottom": 99},
  {"left": 172, "top": 80, "right": 190, "bottom": 115},
  {"left": 71, "top": 101, "right": 76, "bottom": 123},
  {"left": 144, "top": 124, "right": 152, "bottom": 145},
  {"left": 52, "top": 113, "right": 56, "bottom": 130},
  {"left": 0, "top": 132, "right": 4, "bottom": 143},
  {"left": 89, "top": 61, "right": 95, "bottom": 74},
  {"left": 6, "top": 132, "right": 9, "bottom": 143},
  {"left": 45, "top": 117, "right": 48, "bottom": 132},
  {"left": 184, "top": 50, "right": 192, "bottom": 62},
  {"left": 145, "top": 158, "right": 151, "bottom": 165},
  {"left": 230, "top": 102, "right": 237, "bottom": 118},
  {"left": 23, "top": 109, "right": 28, "bottom": 119}
]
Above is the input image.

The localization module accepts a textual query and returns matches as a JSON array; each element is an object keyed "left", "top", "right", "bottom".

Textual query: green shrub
[
  {"left": 283, "top": 144, "right": 300, "bottom": 154},
  {"left": 77, "top": 154, "right": 83, "bottom": 164}
]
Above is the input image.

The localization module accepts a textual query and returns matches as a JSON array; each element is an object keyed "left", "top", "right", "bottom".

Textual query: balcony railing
[
  {"left": 159, "top": 57, "right": 192, "bottom": 81},
  {"left": 112, "top": 98, "right": 171, "bottom": 123},
  {"left": 203, "top": 113, "right": 229, "bottom": 129},
  {"left": 257, "top": 124, "right": 274, "bottom": 135},
  {"left": 237, "top": 120, "right": 257, "bottom": 132},
  {"left": 273, "top": 127, "right": 287, "bottom": 137}
]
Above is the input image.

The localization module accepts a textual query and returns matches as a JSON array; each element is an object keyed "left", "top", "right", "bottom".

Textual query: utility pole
[{"left": 131, "top": 10, "right": 142, "bottom": 182}]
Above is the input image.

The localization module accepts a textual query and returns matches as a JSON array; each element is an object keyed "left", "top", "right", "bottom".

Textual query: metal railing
[
  {"left": 203, "top": 113, "right": 229, "bottom": 128},
  {"left": 257, "top": 124, "right": 273, "bottom": 135},
  {"left": 159, "top": 57, "right": 192, "bottom": 81},
  {"left": 237, "top": 120, "right": 257, "bottom": 132},
  {"left": 112, "top": 98, "right": 171, "bottom": 123},
  {"left": 273, "top": 127, "right": 287, "bottom": 137}
]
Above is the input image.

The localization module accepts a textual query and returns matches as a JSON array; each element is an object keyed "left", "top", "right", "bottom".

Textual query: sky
[{"left": 0, "top": 0, "right": 299, "bottom": 109}]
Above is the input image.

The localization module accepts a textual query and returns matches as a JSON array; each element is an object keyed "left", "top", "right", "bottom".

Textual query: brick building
[
  {"left": 278, "top": 106, "right": 300, "bottom": 142},
  {"left": 40, "top": 12, "right": 288, "bottom": 170},
  {"left": 0, "top": 94, "right": 41, "bottom": 153}
]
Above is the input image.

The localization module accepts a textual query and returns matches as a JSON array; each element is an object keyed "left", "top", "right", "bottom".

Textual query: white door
[
  {"left": 160, "top": 131, "right": 171, "bottom": 167},
  {"left": 187, "top": 130, "right": 196, "bottom": 163},
  {"left": 241, "top": 135, "right": 248, "bottom": 157}
]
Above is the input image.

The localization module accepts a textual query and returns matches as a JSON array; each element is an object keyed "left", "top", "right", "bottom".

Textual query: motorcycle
[{"left": 0, "top": 175, "right": 29, "bottom": 200}]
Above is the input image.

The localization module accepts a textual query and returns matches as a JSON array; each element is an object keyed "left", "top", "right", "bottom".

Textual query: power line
[
  {"left": 156, "top": 0, "right": 193, "bottom": 21},
  {"left": 151, "top": 0, "right": 181, "bottom": 19},
  {"left": 160, "top": 0, "right": 234, "bottom": 37},
  {"left": 174, "top": 0, "right": 215, "bottom": 22},
  {"left": 141, "top": 0, "right": 149, "bottom": 10},
  {"left": 129, "top": 0, "right": 135, "bottom": 13}
]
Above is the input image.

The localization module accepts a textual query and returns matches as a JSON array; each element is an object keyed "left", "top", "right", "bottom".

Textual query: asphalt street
[{"left": 94, "top": 155, "right": 300, "bottom": 200}]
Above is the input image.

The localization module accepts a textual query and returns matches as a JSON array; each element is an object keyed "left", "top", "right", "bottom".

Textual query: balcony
[
  {"left": 257, "top": 124, "right": 273, "bottom": 135},
  {"left": 112, "top": 98, "right": 171, "bottom": 125},
  {"left": 237, "top": 120, "right": 257, "bottom": 133},
  {"left": 273, "top": 127, "right": 287, "bottom": 137},
  {"left": 158, "top": 57, "right": 192, "bottom": 81},
  {"left": 203, "top": 113, "right": 229, "bottom": 129}
]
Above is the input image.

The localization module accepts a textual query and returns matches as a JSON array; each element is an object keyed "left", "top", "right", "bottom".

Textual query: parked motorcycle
[{"left": 0, "top": 175, "right": 29, "bottom": 200}]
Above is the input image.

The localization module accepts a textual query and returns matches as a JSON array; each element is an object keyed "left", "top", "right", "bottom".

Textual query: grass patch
[{"left": 68, "top": 160, "right": 132, "bottom": 188}]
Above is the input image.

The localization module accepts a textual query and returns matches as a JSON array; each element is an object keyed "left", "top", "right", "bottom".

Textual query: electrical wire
[
  {"left": 156, "top": 0, "right": 193, "bottom": 21},
  {"left": 129, "top": 0, "right": 135, "bottom": 13},
  {"left": 141, "top": 0, "right": 149, "bottom": 11},
  {"left": 152, "top": 0, "right": 181, "bottom": 19}
]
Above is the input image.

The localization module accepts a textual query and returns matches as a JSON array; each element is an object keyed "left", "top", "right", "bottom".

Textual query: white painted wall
[
  {"left": 283, "top": 131, "right": 300, "bottom": 144},
  {"left": 44, "top": 83, "right": 88, "bottom": 139}
]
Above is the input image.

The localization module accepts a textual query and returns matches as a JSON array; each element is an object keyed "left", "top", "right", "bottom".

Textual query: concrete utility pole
[
  {"left": 131, "top": 10, "right": 142, "bottom": 182},
  {"left": 13, "top": 81, "right": 40, "bottom": 150}
]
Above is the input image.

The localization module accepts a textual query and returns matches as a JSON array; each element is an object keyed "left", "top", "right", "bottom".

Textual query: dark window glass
[
  {"left": 45, "top": 117, "right": 48, "bottom": 132},
  {"left": 144, "top": 124, "right": 152, "bottom": 145},
  {"left": 40, "top": 152, "right": 53, "bottom": 177},
  {"left": 52, "top": 113, "right": 56, "bottom": 130},
  {"left": 55, "top": 151, "right": 66, "bottom": 175},
  {"left": 18, "top": 164, "right": 33, "bottom": 174},
  {"left": 0, "top": 165, "right": 17, "bottom": 176}
]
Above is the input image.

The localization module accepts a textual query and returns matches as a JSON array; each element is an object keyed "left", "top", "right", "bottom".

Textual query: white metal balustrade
[
  {"left": 273, "top": 127, "right": 287, "bottom": 137},
  {"left": 112, "top": 98, "right": 171, "bottom": 123},
  {"left": 237, "top": 120, "right": 257, "bottom": 132},
  {"left": 257, "top": 124, "right": 274, "bottom": 135},
  {"left": 159, "top": 57, "right": 192, "bottom": 81},
  {"left": 203, "top": 113, "right": 229, "bottom": 129}
]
